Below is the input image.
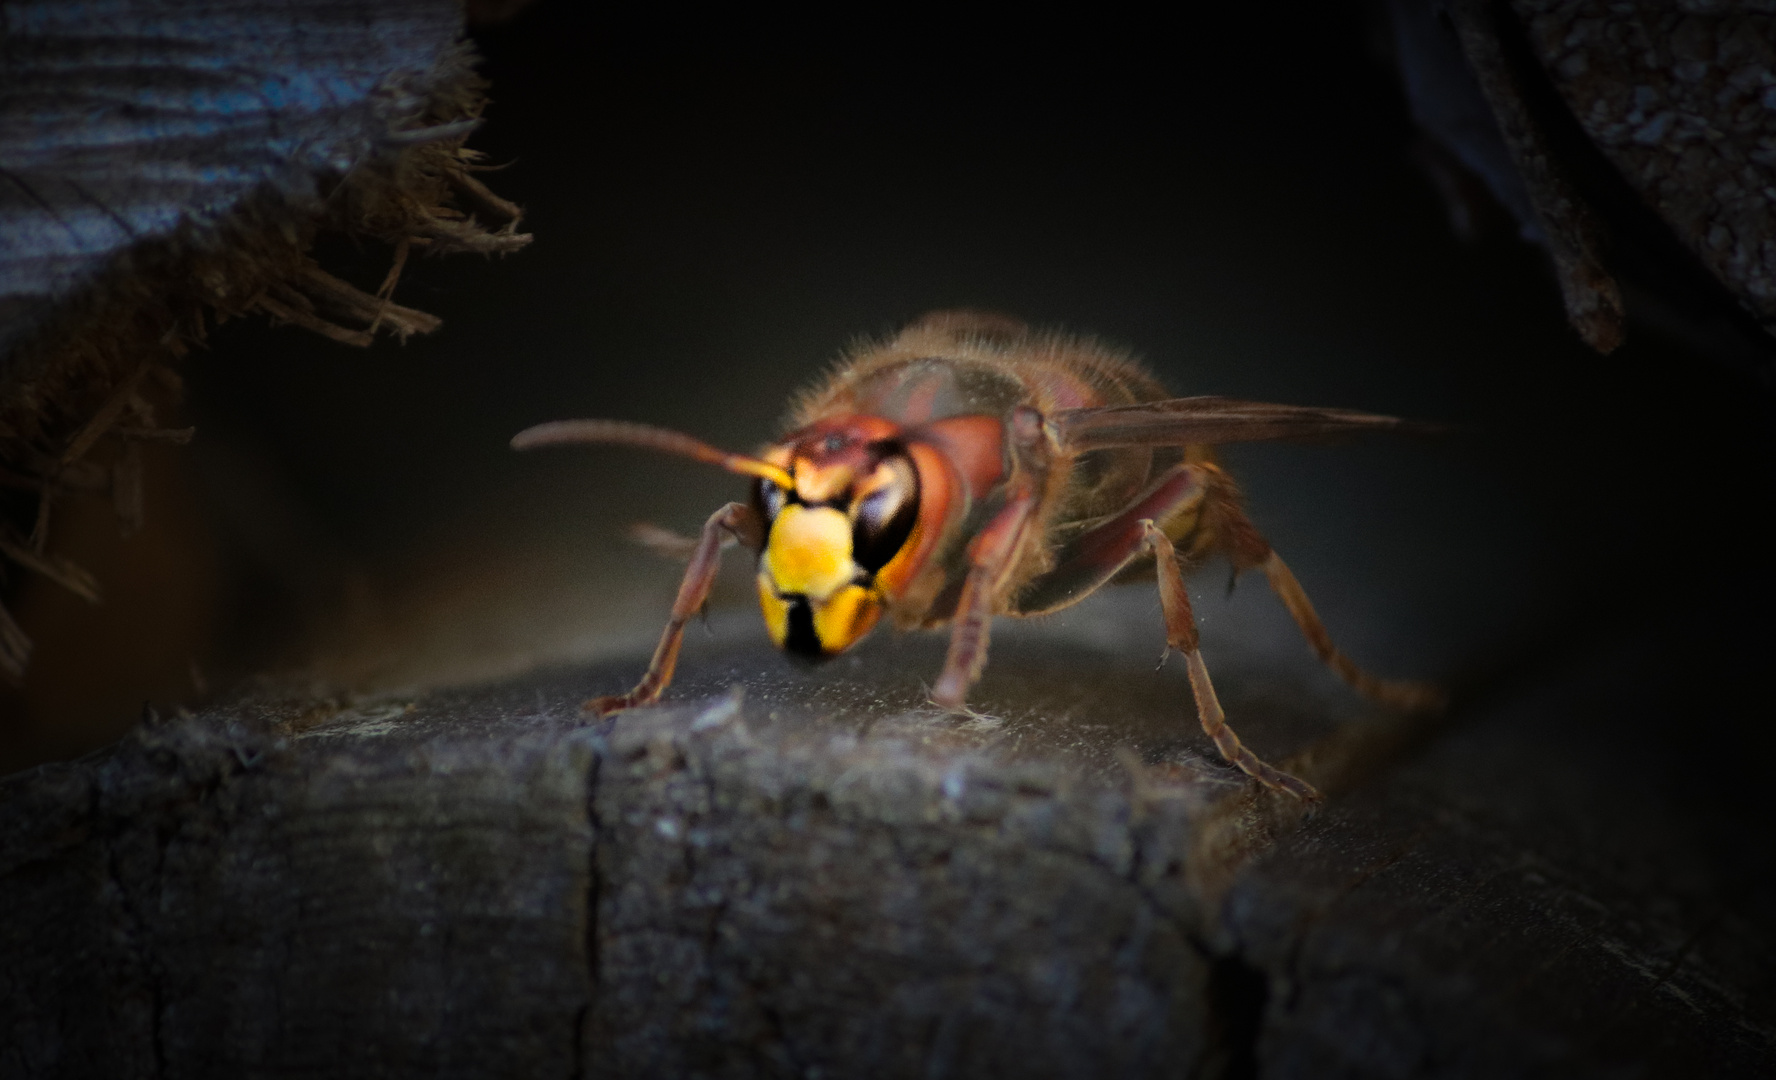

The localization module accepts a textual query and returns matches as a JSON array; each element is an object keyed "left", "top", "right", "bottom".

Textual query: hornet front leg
[
  {"left": 930, "top": 478, "right": 1040, "bottom": 709},
  {"left": 589, "top": 501, "right": 762, "bottom": 717}
]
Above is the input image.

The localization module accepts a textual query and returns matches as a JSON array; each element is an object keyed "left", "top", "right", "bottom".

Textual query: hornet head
[{"left": 751, "top": 417, "right": 920, "bottom": 659}]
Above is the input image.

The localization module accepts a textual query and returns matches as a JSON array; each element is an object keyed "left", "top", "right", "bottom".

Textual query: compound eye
[
  {"left": 754, "top": 476, "right": 787, "bottom": 522},
  {"left": 850, "top": 456, "right": 918, "bottom": 572}
]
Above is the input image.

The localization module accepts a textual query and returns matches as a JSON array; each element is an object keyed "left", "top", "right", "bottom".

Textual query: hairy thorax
[{"left": 786, "top": 314, "right": 1213, "bottom": 626}]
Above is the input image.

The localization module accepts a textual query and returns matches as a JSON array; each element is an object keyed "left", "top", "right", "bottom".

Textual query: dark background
[{"left": 5, "top": 0, "right": 1773, "bottom": 797}]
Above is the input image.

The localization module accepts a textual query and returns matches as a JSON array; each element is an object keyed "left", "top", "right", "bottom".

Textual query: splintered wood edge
[{"left": 0, "top": 40, "right": 532, "bottom": 682}]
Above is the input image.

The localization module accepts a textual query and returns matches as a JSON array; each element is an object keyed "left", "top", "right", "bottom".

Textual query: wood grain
[{"left": 3, "top": 611, "right": 1771, "bottom": 1077}]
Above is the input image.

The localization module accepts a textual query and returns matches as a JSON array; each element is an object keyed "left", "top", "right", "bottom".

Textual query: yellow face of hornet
[{"left": 753, "top": 439, "right": 920, "bottom": 659}]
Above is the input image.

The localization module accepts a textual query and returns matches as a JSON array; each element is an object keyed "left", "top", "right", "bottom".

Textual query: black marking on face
[
  {"left": 850, "top": 455, "right": 919, "bottom": 572},
  {"left": 783, "top": 597, "right": 829, "bottom": 661}
]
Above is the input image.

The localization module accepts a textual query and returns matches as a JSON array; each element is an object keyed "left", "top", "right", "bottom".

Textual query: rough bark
[{"left": 3, "top": 605, "right": 1771, "bottom": 1078}]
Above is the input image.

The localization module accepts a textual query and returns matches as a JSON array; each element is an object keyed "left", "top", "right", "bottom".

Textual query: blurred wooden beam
[{"left": 0, "top": 0, "right": 530, "bottom": 679}]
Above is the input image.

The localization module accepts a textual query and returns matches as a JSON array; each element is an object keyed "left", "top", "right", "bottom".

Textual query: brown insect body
[
  {"left": 783, "top": 312, "right": 1213, "bottom": 630},
  {"left": 513, "top": 311, "right": 1443, "bottom": 801}
]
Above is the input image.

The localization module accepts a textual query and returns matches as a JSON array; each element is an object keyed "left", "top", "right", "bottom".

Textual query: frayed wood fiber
[{"left": 0, "top": 0, "right": 532, "bottom": 679}]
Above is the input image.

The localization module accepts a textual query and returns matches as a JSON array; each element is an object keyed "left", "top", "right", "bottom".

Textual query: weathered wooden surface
[
  {"left": 0, "top": 0, "right": 467, "bottom": 363},
  {"left": 0, "top": 0, "right": 529, "bottom": 683},
  {"left": 1226, "top": 623, "right": 1776, "bottom": 1078},
  {"left": 0, "top": 666, "right": 1221, "bottom": 1078},
  {"left": 1392, "top": 0, "right": 1776, "bottom": 371},
  {"left": 3, "top": 591, "right": 1772, "bottom": 1078},
  {"left": 1, "top": 715, "right": 592, "bottom": 1078},
  {"left": 1518, "top": 0, "right": 1776, "bottom": 334}
]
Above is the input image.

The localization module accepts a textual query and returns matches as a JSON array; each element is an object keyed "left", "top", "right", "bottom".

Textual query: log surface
[
  {"left": 3, "top": 596, "right": 1772, "bottom": 1078},
  {"left": 0, "top": 0, "right": 463, "bottom": 363}
]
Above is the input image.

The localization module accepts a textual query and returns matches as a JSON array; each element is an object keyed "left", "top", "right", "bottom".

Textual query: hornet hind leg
[
  {"left": 1013, "top": 461, "right": 1441, "bottom": 800},
  {"left": 1010, "top": 464, "right": 1316, "bottom": 798},
  {"left": 1195, "top": 462, "right": 1446, "bottom": 715},
  {"left": 1142, "top": 519, "right": 1320, "bottom": 801}
]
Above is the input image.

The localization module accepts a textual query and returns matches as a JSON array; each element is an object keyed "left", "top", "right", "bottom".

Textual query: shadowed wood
[
  {"left": 0, "top": 0, "right": 531, "bottom": 682},
  {"left": 0, "top": 0, "right": 469, "bottom": 367},
  {"left": 1, "top": 597, "right": 1772, "bottom": 1077}
]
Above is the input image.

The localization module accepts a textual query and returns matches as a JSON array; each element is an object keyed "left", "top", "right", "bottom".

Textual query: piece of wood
[
  {"left": 0, "top": 681, "right": 1220, "bottom": 1077},
  {"left": 1444, "top": 0, "right": 1625, "bottom": 354},
  {"left": 1517, "top": 0, "right": 1776, "bottom": 338},
  {"left": 0, "top": 0, "right": 473, "bottom": 367},
  {"left": 1392, "top": 0, "right": 1776, "bottom": 373},
  {"left": 3, "top": 594, "right": 1771, "bottom": 1078},
  {"left": 0, "top": 0, "right": 530, "bottom": 681},
  {"left": 1225, "top": 621, "right": 1776, "bottom": 1077}
]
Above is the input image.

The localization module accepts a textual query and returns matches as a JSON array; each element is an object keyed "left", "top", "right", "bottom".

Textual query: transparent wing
[{"left": 1050, "top": 396, "right": 1429, "bottom": 452}]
